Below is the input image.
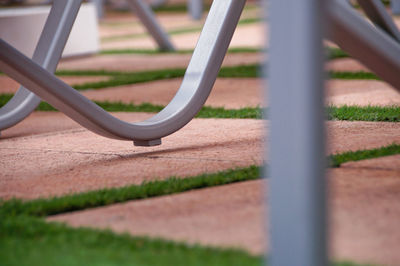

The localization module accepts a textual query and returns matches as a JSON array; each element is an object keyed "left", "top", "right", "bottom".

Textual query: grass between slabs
[
  {"left": 2, "top": 142, "right": 398, "bottom": 266},
  {"left": 329, "top": 143, "right": 400, "bottom": 167},
  {"left": 52, "top": 65, "right": 378, "bottom": 91},
  {"left": 0, "top": 94, "right": 398, "bottom": 121},
  {"left": 1, "top": 144, "right": 397, "bottom": 266},
  {"left": 1, "top": 143, "right": 399, "bottom": 218},
  {"left": 100, "top": 46, "right": 348, "bottom": 61},
  {"left": 101, "top": 16, "right": 262, "bottom": 42},
  {"left": 0, "top": 166, "right": 262, "bottom": 266},
  {"left": 100, "top": 47, "right": 263, "bottom": 55}
]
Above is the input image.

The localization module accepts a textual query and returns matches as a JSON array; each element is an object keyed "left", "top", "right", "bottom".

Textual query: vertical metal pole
[
  {"left": 91, "top": 0, "right": 105, "bottom": 18},
  {"left": 392, "top": 0, "right": 400, "bottom": 15},
  {"left": 267, "top": 0, "right": 327, "bottom": 265},
  {"left": 188, "top": 0, "right": 203, "bottom": 20},
  {"left": 125, "top": 0, "right": 175, "bottom": 51}
]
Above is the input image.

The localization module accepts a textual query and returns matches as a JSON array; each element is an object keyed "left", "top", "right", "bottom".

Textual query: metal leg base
[
  {"left": 0, "top": 0, "right": 246, "bottom": 142},
  {"left": 134, "top": 139, "right": 162, "bottom": 147}
]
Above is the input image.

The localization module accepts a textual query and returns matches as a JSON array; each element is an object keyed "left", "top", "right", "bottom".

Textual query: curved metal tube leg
[
  {"left": 126, "top": 0, "right": 175, "bottom": 51},
  {"left": 189, "top": 0, "right": 203, "bottom": 20},
  {"left": 0, "top": 0, "right": 246, "bottom": 146},
  {"left": 328, "top": 0, "right": 400, "bottom": 92},
  {"left": 356, "top": 0, "right": 400, "bottom": 42},
  {"left": 0, "top": 0, "right": 82, "bottom": 131}
]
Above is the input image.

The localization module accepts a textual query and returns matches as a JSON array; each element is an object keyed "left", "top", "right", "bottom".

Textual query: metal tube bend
[{"left": 0, "top": 0, "right": 246, "bottom": 146}]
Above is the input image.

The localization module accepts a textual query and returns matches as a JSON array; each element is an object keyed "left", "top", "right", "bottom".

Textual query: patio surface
[{"left": 1, "top": 3, "right": 400, "bottom": 266}]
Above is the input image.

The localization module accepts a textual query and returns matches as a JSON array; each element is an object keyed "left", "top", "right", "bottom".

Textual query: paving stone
[
  {"left": 0, "top": 112, "right": 399, "bottom": 199},
  {"left": 57, "top": 52, "right": 262, "bottom": 72},
  {"left": 326, "top": 58, "right": 371, "bottom": 72},
  {"left": 341, "top": 154, "right": 400, "bottom": 171},
  {"left": 81, "top": 78, "right": 262, "bottom": 109},
  {"left": 79, "top": 78, "right": 400, "bottom": 108},
  {"left": 326, "top": 80, "right": 400, "bottom": 107},
  {"left": 48, "top": 166, "right": 400, "bottom": 266},
  {"left": 0, "top": 114, "right": 263, "bottom": 199},
  {"left": 100, "top": 23, "right": 265, "bottom": 50},
  {"left": 0, "top": 75, "right": 110, "bottom": 94}
]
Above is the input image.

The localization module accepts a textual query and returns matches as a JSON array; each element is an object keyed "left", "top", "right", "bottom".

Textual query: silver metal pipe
[
  {"left": 0, "top": 0, "right": 82, "bottom": 131},
  {"left": 268, "top": 0, "right": 328, "bottom": 265}
]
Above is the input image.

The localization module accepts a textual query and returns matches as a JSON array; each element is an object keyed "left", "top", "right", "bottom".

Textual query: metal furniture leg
[
  {"left": 328, "top": 0, "right": 400, "bottom": 92},
  {"left": 0, "top": 0, "right": 82, "bottom": 132},
  {"left": 91, "top": 0, "right": 105, "bottom": 18},
  {"left": 125, "top": 0, "right": 175, "bottom": 51},
  {"left": 188, "top": 0, "right": 203, "bottom": 20},
  {"left": 268, "top": 0, "right": 327, "bottom": 265},
  {"left": 356, "top": 0, "right": 400, "bottom": 42},
  {"left": 392, "top": 0, "right": 400, "bottom": 15},
  {"left": 0, "top": 0, "right": 246, "bottom": 146}
]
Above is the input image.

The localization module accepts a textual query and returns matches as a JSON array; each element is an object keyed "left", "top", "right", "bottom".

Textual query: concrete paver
[
  {"left": 0, "top": 75, "right": 110, "bottom": 94},
  {"left": 100, "top": 23, "right": 266, "bottom": 50},
  {"left": 1, "top": 111, "right": 399, "bottom": 199},
  {"left": 48, "top": 155, "right": 400, "bottom": 266},
  {"left": 57, "top": 53, "right": 261, "bottom": 72},
  {"left": 326, "top": 58, "right": 371, "bottom": 72},
  {"left": 80, "top": 78, "right": 400, "bottom": 108}
]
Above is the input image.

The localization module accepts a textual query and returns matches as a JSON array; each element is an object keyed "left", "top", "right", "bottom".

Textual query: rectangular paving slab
[
  {"left": 48, "top": 156, "right": 400, "bottom": 266},
  {"left": 0, "top": 112, "right": 399, "bottom": 199},
  {"left": 78, "top": 77, "right": 400, "bottom": 108}
]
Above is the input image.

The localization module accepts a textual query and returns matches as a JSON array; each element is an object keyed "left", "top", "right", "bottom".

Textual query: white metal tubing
[
  {"left": 268, "top": 0, "right": 327, "bottom": 265},
  {"left": 328, "top": 0, "right": 400, "bottom": 93},
  {"left": 392, "top": 0, "right": 400, "bottom": 15},
  {"left": 0, "top": 0, "right": 82, "bottom": 131},
  {"left": 126, "top": 0, "right": 175, "bottom": 51},
  {"left": 91, "top": 0, "right": 105, "bottom": 18},
  {"left": 188, "top": 0, "right": 203, "bottom": 20},
  {"left": 0, "top": 0, "right": 246, "bottom": 145},
  {"left": 356, "top": 0, "right": 400, "bottom": 42}
]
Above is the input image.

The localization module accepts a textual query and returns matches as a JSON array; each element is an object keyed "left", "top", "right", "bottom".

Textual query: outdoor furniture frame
[
  {"left": 0, "top": 0, "right": 174, "bottom": 136},
  {"left": 0, "top": 0, "right": 399, "bottom": 146},
  {"left": 0, "top": 0, "right": 246, "bottom": 146}
]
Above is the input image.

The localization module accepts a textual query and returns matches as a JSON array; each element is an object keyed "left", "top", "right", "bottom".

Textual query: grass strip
[
  {"left": 0, "top": 166, "right": 259, "bottom": 217},
  {"left": 0, "top": 215, "right": 371, "bottom": 266},
  {"left": 330, "top": 71, "right": 379, "bottom": 80},
  {"left": 327, "top": 105, "right": 400, "bottom": 122},
  {"left": 100, "top": 47, "right": 263, "bottom": 55},
  {"left": 102, "top": 16, "right": 262, "bottom": 42},
  {"left": 329, "top": 143, "right": 400, "bottom": 167},
  {"left": 2, "top": 143, "right": 400, "bottom": 218},
  {"left": 53, "top": 63, "right": 379, "bottom": 91},
  {"left": 326, "top": 47, "right": 349, "bottom": 60},
  {"left": 0, "top": 142, "right": 396, "bottom": 266},
  {"left": 0, "top": 215, "right": 260, "bottom": 266},
  {"left": 1, "top": 94, "right": 398, "bottom": 121}
]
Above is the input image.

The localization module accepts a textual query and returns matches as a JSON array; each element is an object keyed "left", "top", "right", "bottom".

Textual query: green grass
[
  {"left": 329, "top": 71, "right": 379, "bottom": 80},
  {"left": 100, "top": 47, "right": 262, "bottom": 55},
  {"left": 327, "top": 47, "right": 349, "bottom": 60},
  {"left": 0, "top": 166, "right": 259, "bottom": 217},
  {"left": 0, "top": 142, "right": 396, "bottom": 266},
  {"left": 329, "top": 143, "right": 400, "bottom": 167},
  {"left": 0, "top": 215, "right": 261, "bottom": 266},
  {"left": 101, "top": 16, "right": 262, "bottom": 42},
  {"left": 327, "top": 105, "right": 400, "bottom": 122},
  {"left": 1, "top": 94, "right": 398, "bottom": 121},
  {"left": 57, "top": 68, "right": 187, "bottom": 90},
  {"left": 0, "top": 166, "right": 263, "bottom": 266},
  {"left": 56, "top": 64, "right": 380, "bottom": 91},
  {"left": 100, "top": 46, "right": 345, "bottom": 59},
  {"left": 1, "top": 144, "right": 399, "bottom": 218}
]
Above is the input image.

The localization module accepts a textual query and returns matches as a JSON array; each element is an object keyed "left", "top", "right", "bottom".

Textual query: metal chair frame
[
  {"left": 0, "top": 0, "right": 246, "bottom": 146},
  {"left": 0, "top": 0, "right": 399, "bottom": 146}
]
